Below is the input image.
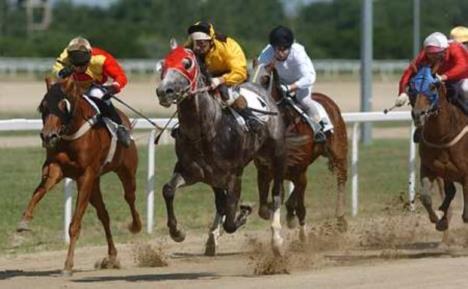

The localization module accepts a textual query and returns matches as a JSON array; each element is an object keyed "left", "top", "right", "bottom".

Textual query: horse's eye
[{"left": 182, "top": 58, "right": 192, "bottom": 70}]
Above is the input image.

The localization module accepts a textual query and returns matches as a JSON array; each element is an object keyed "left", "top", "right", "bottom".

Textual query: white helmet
[{"left": 423, "top": 32, "right": 449, "bottom": 53}]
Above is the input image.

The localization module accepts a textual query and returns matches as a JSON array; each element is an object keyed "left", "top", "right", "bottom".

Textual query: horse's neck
[
  {"left": 178, "top": 88, "right": 219, "bottom": 141},
  {"left": 426, "top": 93, "right": 465, "bottom": 140},
  {"left": 68, "top": 95, "right": 96, "bottom": 132}
]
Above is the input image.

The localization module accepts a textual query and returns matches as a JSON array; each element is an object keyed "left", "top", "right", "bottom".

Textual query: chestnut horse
[
  {"left": 17, "top": 77, "right": 141, "bottom": 275},
  {"left": 155, "top": 42, "right": 286, "bottom": 256},
  {"left": 252, "top": 63, "right": 348, "bottom": 240},
  {"left": 411, "top": 66, "right": 468, "bottom": 235}
]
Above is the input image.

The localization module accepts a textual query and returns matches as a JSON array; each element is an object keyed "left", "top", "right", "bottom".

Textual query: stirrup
[
  {"left": 314, "top": 130, "right": 327, "bottom": 143},
  {"left": 117, "top": 125, "right": 131, "bottom": 148}
]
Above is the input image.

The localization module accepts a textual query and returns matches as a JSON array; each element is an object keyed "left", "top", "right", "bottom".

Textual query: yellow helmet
[{"left": 450, "top": 26, "right": 468, "bottom": 43}]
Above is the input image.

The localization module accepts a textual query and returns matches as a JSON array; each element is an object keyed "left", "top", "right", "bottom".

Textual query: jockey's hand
[
  {"left": 101, "top": 84, "right": 118, "bottom": 101},
  {"left": 210, "top": 77, "right": 224, "bottom": 90},
  {"left": 435, "top": 74, "right": 446, "bottom": 83},
  {"left": 280, "top": 84, "right": 290, "bottom": 96},
  {"left": 394, "top": 92, "right": 409, "bottom": 107},
  {"left": 58, "top": 67, "right": 74, "bottom": 79}
]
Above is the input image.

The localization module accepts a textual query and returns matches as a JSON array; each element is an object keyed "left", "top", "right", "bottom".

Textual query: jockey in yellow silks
[{"left": 185, "top": 21, "right": 262, "bottom": 131}]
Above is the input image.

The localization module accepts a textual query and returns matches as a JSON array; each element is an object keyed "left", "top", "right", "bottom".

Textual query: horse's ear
[
  {"left": 170, "top": 38, "right": 178, "bottom": 50},
  {"left": 45, "top": 77, "right": 53, "bottom": 91},
  {"left": 155, "top": 60, "right": 164, "bottom": 73}
]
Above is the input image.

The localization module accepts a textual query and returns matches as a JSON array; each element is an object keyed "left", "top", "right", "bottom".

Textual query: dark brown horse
[
  {"left": 252, "top": 63, "right": 348, "bottom": 240},
  {"left": 17, "top": 77, "right": 141, "bottom": 275},
  {"left": 411, "top": 66, "right": 468, "bottom": 235},
  {"left": 155, "top": 42, "right": 286, "bottom": 255}
]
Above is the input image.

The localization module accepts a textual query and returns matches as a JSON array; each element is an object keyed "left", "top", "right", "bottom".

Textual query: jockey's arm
[
  {"left": 222, "top": 39, "right": 248, "bottom": 86},
  {"left": 102, "top": 55, "right": 128, "bottom": 93},
  {"left": 51, "top": 49, "right": 70, "bottom": 78},
  {"left": 444, "top": 44, "right": 468, "bottom": 81},
  {"left": 289, "top": 46, "right": 316, "bottom": 92},
  {"left": 398, "top": 50, "right": 425, "bottom": 94}
]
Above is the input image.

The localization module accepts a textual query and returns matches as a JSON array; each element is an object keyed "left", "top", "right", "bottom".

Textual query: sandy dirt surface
[
  {"left": 2, "top": 210, "right": 468, "bottom": 289},
  {"left": 0, "top": 79, "right": 402, "bottom": 115}
]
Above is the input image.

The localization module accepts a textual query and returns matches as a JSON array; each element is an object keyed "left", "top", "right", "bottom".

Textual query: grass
[{"left": 0, "top": 139, "right": 416, "bottom": 255}]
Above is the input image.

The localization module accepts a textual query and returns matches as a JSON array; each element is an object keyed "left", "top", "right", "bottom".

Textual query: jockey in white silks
[{"left": 257, "top": 25, "right": 332, "bottom": 143}]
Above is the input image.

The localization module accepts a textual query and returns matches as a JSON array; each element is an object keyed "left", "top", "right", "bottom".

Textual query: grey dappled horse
[{"left": 155, "top": 41, "right": 286, "bottom": 256}]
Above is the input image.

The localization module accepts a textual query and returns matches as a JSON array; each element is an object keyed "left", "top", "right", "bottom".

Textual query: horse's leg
[
  {"left": 419, "top": 166, "right": 439, "bottom": 224},
  {"left": 462, "top": 178, "right": 468, "bottom": 223},
  {"left": 205, "top": 187, "right": 226, "bottom": 256},
  {"left": 116, "top": 166, "right": 142, "bottom": 234},
  {"left": 270, "top": 150, "right": 285, "bottom": 256},
  {"left": 436, "top": 181, "right": 456, "bottom": 231},
  {"left": 17, "top": 162, "right": 63, "bottom": 232},
  {"left": 291, "top": 172, "right": 308, "bottom": 242},
  {"left": 285, "top": 182, "right": 298, "bottom": 229},
  {"left": 63, "top": 169, "right": 95, "bottom": 276},
  {"left": 88, "top": 180, "right": 119, "bottom": 269},
  {"left": 333, "top": 157, "right": 348, "bottom": 232},
  {"left": 223, "top": 174, "right": 252, "bottom": 233},
  {"left": 162, "top": 169, "right": 187, "bottom": 242},
  {"left": 256, "top": 164, "right": 272, "bottom": 220}
]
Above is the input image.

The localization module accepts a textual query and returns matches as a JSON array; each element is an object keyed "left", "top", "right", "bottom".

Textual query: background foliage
[{"left": 0, "top": 0, "right": 467, "bottom": 59}]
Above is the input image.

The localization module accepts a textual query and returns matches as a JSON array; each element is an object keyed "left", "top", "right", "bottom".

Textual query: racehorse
[
  {"left": 410, "top": 66, "right": 468, "bottom": 235},
  {"left": 155, "top": 41, "right": 286, "bottom": 256},
  {"left": 252, "top": 63, "right": 348, "bottom": 240},
  {"left": 17, "top": 77, "right": 141, "bottom": 275}
]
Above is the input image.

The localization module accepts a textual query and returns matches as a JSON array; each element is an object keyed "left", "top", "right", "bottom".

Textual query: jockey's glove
[
  {"left": 435, "top": 74, "right": 446, "bottom": 83},
  {"left": 58, "top": 67, "right": 74, "bottom": 79},
  {"left": 210, "top": 77, "right": 223, "bottom": 90},
  {"left": 102, "top": 84, "right": 119, "bottom": 101},
  {"left": 394, "top": 92, "right": 409, "bottom": 107}
]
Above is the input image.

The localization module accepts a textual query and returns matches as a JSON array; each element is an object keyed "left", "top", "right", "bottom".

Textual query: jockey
[
  {"left": 52, "top": 36, "right": 131, "bottom": 147},
  {"left": 257, "top": 25, "right": 327, "bottom": 143},
  {"left": 185, "top": 21, "right": 262, "bottom": 131},
  {"left": 395, "top": 32, "right": 468, "bottom": 141},
  {"left": 450, "top": 26, "right": 468, "bottom": 50}
]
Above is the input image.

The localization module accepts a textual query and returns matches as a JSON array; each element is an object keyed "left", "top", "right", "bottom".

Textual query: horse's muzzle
[
  {"left": 40, "top": 132, "right": 60, "bottom": 149},
  {"left": 156, "top": 87, "right": 175, "bottom": 107}
]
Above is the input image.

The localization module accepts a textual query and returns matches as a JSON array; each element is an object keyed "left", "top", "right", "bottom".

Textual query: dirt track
[{"left": 2, "top": 212, "right": 468, "bottom": 289}]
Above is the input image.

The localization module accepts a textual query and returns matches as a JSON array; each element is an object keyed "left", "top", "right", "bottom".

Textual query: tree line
[{"left": 0, "top": 0, "right": 467, "bottom": 60}]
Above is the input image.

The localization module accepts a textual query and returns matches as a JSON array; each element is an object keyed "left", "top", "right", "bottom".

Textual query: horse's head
[
  {"left": 156, "top": 40, "right": 199, "bottom": 107},
  {"left": 410, "top": 65, "right": 443, "bottom": 127},
  {"left": 38, "top": 77, "right": 83, "bottom": 148},
  {"left": 251, "top": 61, "right": 283, "bottom": 102}
]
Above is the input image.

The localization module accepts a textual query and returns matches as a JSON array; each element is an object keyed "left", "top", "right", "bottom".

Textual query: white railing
[{"left": 0, "top": 111, "right": 415, "bottom": 243}]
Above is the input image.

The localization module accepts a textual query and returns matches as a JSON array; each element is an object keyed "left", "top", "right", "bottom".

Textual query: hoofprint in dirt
[{"left": 3, "top": 211, "right": 468, "bottom": 289}]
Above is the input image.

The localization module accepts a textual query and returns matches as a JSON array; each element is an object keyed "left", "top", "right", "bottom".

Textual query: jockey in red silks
[
  {"left": 396, "top": 32, "right": 468, "bottom": 106},
  {"left": 395, "top": 32, "right": 468, "bottom": 141},
  {"left": 52, "top": 37, "right": 131, "bottom": 147}
]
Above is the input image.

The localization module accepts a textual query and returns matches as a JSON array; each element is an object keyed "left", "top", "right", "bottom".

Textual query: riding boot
[
  {"left": 103, "top": 101, "right": 132, "bottom": 148},
  {"left": 238, "top": 107, "right": 263, "bottom": 133},
  {"left": 309, "top": 119, "right": 327, "bottom": 143}
]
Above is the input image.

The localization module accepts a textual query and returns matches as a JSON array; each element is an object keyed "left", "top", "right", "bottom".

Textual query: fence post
[
  {"left": 351, "top": 122, "right": 360, "bottom": 216},
  {"left": 408, "top": 123, "right": 417, "bottom": 211},
  {"left": 146, "top": 129, "right": 156, "bottom": 234},
  {"left": 64, "top": 178, "right": 74, "bottom": 243}
]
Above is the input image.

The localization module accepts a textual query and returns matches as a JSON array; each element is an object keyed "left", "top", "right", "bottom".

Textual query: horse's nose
[
  {"left": 41, "top": 132, "right": 60, "bottom": 148},
  {"left": 165, "top": 88, "right": 174, "bottom": 95},
  {"left": 156, "top": 87, "right": 164, "bottom": 97}
]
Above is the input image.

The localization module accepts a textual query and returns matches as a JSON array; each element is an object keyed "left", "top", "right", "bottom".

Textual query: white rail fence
[{"left": 0, "top": 111, "right": 415, "bottom": 243}]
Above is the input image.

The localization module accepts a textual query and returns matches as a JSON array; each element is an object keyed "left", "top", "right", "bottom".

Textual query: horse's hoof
[
  {"left": 95, "top": 257, "right": 121, "bottom": 269},
  {"left": 336, "top": 216, "right": 348, "bottom": 233},
  {"left": 271, "top": 238, "right": 285, "bottom": 257},
  {"left": 286, "top": 215, "right": 297, "bottom": 229},
  {"left": 258, "top": 205, "right": 271, "bottom": 220},
  {"left": 61, "top": 269, "right": 73, "bottom": 277},
  {"left": 170, "top": 229, "right": 186, "bottom": 242},
  {"left": 429, "top": 214, "right": 439, "bottom": 224},
  {"left": 299, "top": 227, "right": 307, "bottom": 243},
  {"left": 436, "top": 218, "right": 448, "bottom": 231},
  {"left": 128, "top": 221, "right": 142, "bottom": 234},
  {"left": 204, "top": 234, "right": 216, "bottom": 257},
  {"left": 16, "top": 220, "right": 30, "bottom": 232}
]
